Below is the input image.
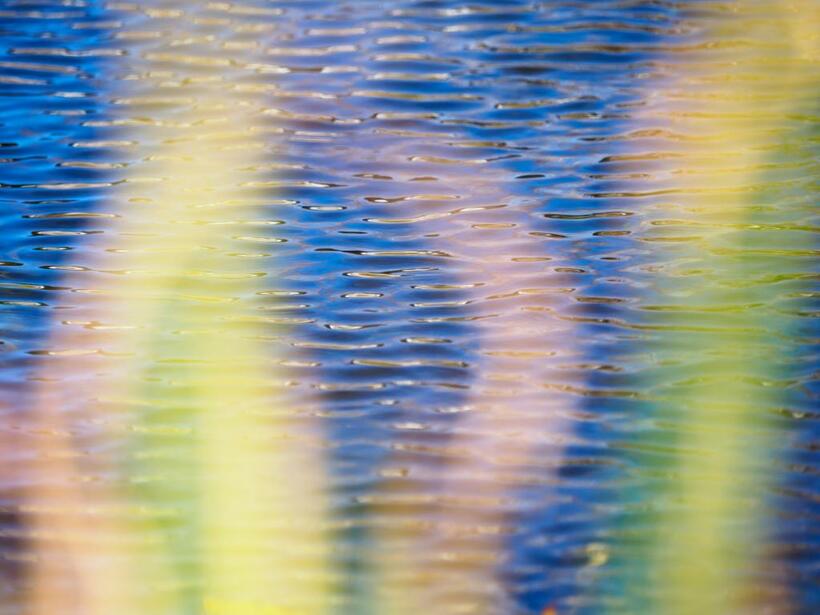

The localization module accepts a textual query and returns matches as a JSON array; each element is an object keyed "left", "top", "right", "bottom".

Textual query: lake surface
[{"left": 0, "top": 1, "right": 817, "bottom": 614}]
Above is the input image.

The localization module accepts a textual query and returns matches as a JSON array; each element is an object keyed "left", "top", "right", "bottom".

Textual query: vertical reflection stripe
[{"left": 27, "top": 3, "right": 330, "bottom": 614}]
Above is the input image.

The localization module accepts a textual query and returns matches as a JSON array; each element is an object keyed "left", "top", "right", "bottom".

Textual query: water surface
[{"left": 0, "top": 1, "right": 817, "bottom": 614}]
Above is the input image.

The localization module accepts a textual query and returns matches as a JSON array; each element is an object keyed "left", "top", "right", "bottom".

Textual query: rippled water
[{"left": 0, "top": 1, "right": 817, "bottom": 614}]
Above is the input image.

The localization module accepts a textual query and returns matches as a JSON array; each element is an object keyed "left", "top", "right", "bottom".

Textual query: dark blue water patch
[{"left": 0, "top": 0, "right": 120, "bottom": 395}]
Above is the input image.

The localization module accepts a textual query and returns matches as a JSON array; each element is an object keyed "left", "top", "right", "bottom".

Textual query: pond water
[{"left": 0, "top": 1, "right": 817, "bottom": 614}]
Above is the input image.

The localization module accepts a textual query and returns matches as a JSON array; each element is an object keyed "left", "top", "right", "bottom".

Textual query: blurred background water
[{"left": 0, "top": 1, "right": 817, "bottom": 614}]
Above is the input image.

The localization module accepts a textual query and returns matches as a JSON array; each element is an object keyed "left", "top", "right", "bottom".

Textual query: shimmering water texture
[{"left": 0, "top": 1, "right": 817, "bottom": 614}]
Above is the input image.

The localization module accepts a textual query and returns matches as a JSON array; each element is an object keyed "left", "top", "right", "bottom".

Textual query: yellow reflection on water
[
  {"left": 626, "top": 2, "right": 818, "bottom": 613},
  {"left": 27, "top": 3, "right": 330, "bottom": 614}
]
